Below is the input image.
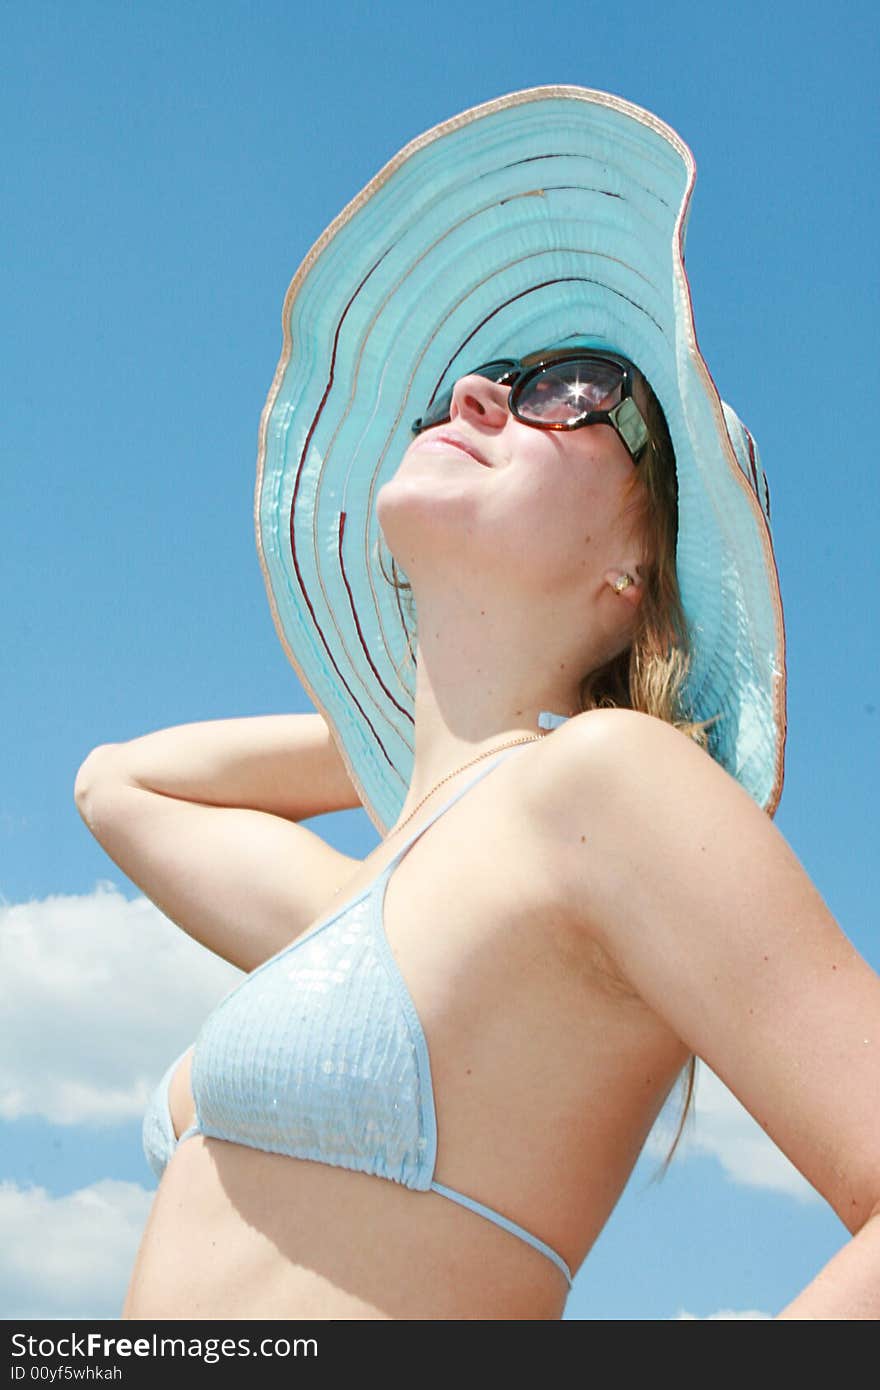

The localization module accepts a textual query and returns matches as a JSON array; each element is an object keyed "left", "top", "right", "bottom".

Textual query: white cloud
[
  {"left": 0, "top": 881, "right": 242, "bottom": 1125},
  {"left": 674, "top": 1308, "right": 772, "bottom": 1320},
  {"left": 645, "top": 1063, "right": 819, "bottom": 1203},
  {"left": 0, "top": 1178, "right": 153, "bottom": 1319}
]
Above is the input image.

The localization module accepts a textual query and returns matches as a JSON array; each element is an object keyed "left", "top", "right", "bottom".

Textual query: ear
[{"left": 605, "top": 568, "right": 644, "bottom": 611}]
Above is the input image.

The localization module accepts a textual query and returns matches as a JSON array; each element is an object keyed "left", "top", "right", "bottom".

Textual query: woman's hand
[{"left": 539, "top": 708, "right": 880, "bottom": 1317}]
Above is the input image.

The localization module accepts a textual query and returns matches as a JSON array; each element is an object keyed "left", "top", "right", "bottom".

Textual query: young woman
[{"left": 75, "top": 86, "right": 880, "bottom": 1320}]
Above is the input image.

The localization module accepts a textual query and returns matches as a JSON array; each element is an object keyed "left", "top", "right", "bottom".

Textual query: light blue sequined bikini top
[{"left": 141, "top": 737, "right": 573, "bottom": 1288}]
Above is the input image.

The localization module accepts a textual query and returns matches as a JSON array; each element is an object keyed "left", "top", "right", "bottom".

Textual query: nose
[{"left": 449, "top": 373, "right": 510, "bottom": 428}]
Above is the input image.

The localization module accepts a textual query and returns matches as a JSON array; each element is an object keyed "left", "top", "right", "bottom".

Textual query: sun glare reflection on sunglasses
[{"left": 410, "top": 351, "right": 650, "bottom": 462}]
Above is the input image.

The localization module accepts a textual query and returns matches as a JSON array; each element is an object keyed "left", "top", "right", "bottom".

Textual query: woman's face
[{"left": 378, "top": 364, "right": 648, "bottom": 600}]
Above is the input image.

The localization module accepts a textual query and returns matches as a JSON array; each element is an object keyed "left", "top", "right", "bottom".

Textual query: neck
[{"left": 392, "top": 630, "right": 580, "bottom": 828}]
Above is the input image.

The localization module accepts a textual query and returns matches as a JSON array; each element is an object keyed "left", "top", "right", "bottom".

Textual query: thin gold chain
[{"left": 387, "top": 731, "right": 546, "bottom": 840}]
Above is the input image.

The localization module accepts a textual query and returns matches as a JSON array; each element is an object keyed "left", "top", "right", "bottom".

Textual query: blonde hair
[
  {"left": 582, "top": 373, "right": 713, "bottom": 1177},
  {"left": 377, "top": 371, "right": 714, "bottom": 1175}
]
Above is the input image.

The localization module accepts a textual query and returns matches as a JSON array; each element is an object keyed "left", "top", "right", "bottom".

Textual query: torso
[{"left": 123, "top": 728, "right": 690, "bottom": 1320}]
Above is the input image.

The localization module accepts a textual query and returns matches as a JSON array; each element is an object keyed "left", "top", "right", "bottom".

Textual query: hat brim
[{"left": 255, "top": 85, "right": 787, "bottom": 832}]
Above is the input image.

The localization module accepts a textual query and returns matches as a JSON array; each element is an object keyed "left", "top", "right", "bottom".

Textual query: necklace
[{"left": 387, "top": 730, "right": 546, "bottom": 840}]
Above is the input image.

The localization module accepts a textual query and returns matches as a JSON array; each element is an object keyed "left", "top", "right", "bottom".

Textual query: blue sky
[{"left": 2, "top": 0, "right": 878, "bottom": 1320}]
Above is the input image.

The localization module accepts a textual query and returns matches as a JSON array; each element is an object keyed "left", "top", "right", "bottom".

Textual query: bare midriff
[{"left": 124, "top": 1138, "right": 572, "bottom": 1319}]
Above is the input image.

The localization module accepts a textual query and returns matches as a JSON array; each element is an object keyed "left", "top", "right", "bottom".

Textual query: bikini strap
[
  {"left": 385, "top": 741, "right": 532, "bottom": 874},
  {"left": 430, "top": 1179, "right": 573, "bottom": 1288}
]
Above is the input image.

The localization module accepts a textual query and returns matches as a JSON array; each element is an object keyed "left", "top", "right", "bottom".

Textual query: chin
[{"left": 380, "top": 464, "right": 481, "bottom": 530}]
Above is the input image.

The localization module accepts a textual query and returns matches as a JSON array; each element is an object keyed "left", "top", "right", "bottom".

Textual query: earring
[{"left": 612, "top": 573, "right": 635, "bottom": 594}]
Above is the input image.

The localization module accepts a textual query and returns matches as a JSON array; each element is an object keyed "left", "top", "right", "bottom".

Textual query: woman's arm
[
  {"left": 73, "top": 713, "right": 366, "bottom": 971},
  {"left": 75, "top": 712, "right": 364, "bottom": 821},
  {"left": 540, "top": 709, "right": 880, "bottom": 1318},
  {"left": 775, "top": 1205, "right": 880, "bottom": 1318}
]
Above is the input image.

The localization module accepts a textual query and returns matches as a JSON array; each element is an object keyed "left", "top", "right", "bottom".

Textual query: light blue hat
[{"left": 255, "top": 85, "right": 787, "bottom": 833}]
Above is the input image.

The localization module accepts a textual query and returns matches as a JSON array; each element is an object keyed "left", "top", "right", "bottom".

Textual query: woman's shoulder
[
  {"left": 525, "top": 704, "right": 760, "bottom": 904},
  {"left": 532, "top": 705, "right": 715, "bottom": 795},
  {"left": 547, "top": 704, "right": 697, "bottom": 749}
]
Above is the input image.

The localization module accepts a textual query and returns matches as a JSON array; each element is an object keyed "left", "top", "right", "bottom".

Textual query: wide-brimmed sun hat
[{"left": 254, "top": 84, "right": 787, "bottom": 834}]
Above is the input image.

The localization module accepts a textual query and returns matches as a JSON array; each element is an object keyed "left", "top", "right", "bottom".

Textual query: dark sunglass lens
[
  {"left": 416, "top": 387, "right": 455, "bottom": 431},
  {"left": 415, "top": 361, "right": 516, "bottom": 431},
  {"left": 476, "top": 360, "right": 519, "bottom": 383},
  {"left": 517, "top": 359, "right": 624, "bottom": 423}
]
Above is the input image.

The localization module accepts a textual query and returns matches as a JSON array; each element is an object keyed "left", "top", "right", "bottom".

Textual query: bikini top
[{"left": 141, "top": 740, "right": 573, "bottom": 1289}]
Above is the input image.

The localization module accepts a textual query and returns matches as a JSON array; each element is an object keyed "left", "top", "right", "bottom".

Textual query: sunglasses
[{"left": 410, "top": 348, "right": 651, "bottom": 463}]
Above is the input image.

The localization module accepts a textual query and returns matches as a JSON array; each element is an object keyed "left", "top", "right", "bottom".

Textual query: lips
[{"left": 427, "top": 432, "right": 490, "bottom": 467}]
